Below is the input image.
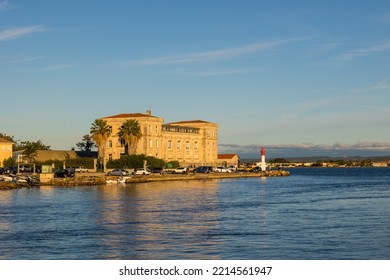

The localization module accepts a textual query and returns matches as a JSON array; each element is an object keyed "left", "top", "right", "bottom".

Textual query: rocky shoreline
[{"left": 0, "top": 170, "right": 290, "bottom": 189}]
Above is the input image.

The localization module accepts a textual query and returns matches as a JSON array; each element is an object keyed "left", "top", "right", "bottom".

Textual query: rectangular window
[
  {"left": 168, "top": 140, "right": 172, "bottom": 149},
  {"left": 177, "top": 140, "right": 181, "bottom": 149},
  {"left": 149, "top": 139, "right": 153, "bottom": 148},
  {"left": 194, "top": 142, "right": 198, "bottom": 150},
  {"left": 186, "top": 141, "right": 190, "bottom": 150},
  {"left": 108, "top": 140, "right": 112, "bottom": 148},
  {"left": 156, "top": 140, "right": 159, "bottom": 149}
]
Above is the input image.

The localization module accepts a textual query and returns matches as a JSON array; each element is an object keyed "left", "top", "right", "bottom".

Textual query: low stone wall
[{"left": 47, "top": 175, "right": 107, "bottom": 186}]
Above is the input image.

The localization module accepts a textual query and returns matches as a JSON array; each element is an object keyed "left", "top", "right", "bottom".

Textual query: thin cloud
[
  {"left": 0, "top": 1, "right": 12, "bottom": 11},
  {"left": 196, "top": 68, "right": 257, "bottom": 77},
  {"left": 333, "top": 40, "right": 390, "bottom": 61},
  {"left": 40, "top": 64, "right": 73, "bottom": 71},
  {"left": 0, "top": 56, "right": 43, "bottom": 64},
  {"left": 0, "top": 25, "right": 47, "bottom": 42},
  {"left": 123, "top": 40, "right": 296, "bottom": 66},
  {"left": 374, "top": 78, "right": 390, "bottom": 90},
  {"left": 378, "top": 13, "right": 390, "bottom": 23},
  {"left": 220, "top": 142, "right": 390, "bottom": 152}
]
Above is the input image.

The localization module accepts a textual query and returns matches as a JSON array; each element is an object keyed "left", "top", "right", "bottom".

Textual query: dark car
[
  {"left": 194, "top": 166, "right": 213, "bottom": 173},
  {"left": 4, "top": 166, "right": 17, "bottom": 175},
  {"left": 0, "top": 167, "right": 4, "bottom": 175},
  {"left": 54, "top": 168, "right": 75, "bottom": 178},
  {"left": 151, "top": 167, "right": 164, "bottom": 175}
]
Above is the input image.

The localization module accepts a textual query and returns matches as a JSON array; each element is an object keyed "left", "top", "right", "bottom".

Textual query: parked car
[
  {"left": 107, "top": 169, "right": 129, "bottom": 176},
  {"left": 134, "top": 168, "right": 150, "bottom": 175},
  {"left": 54, "top": 168, "right": 75, "bottom": 178},
  {"left": 193, "top": 166, "right": 213, "bottom": 173},
  {"left": 0, "top": 167, "right": 4, "bottom": 175},
  {"left": 19, "top": 165, "right": 33, "bottom": 173},
  {"left": 4, "top": 166, "right": 17, "bottom": 175},
  {"left": 151, "top": 167, "right": 164, "bottom": 175},
  {"left": 174, "top": 167, "right": 188, "bottom": 174},
  {"left": 227, "top": 165, "right": 237, "bottom": 172},
  {"left": 74, "top": 166, "right": 88, "bottom": 173},
  {"left": 216, "top": 166, "right": 232, "bottom": 173}
]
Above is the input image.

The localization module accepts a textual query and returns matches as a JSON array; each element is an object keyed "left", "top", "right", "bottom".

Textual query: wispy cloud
[
  {"left": 333, "top": 40, "right": 390, "bottom": 61},
  {"left": 374, "top": 77, "right": 390, "bottom": 90},
  {"left": 0, "top": 1, "right": 12, "bottom": 11},
  {"left": 0, "top": 25, "right": 47, "bottom": 42},
  {"left": 40, "top": 64, "right": 73, "bottom": 71},
  {"left": 0, "top": 56, "right": 43, "bottom": 64},
  {"left": 378, "top": 13, "right": 390, "bottom": 23},
  {"left": 123, "top": 39, "right": 296, "bottom": 66},
  {"left": 196, "top": 68, "right": 257, "bottom": 77}
]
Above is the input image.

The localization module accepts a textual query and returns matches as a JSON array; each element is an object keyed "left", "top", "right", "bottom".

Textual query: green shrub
[{"left": 106, "top": 154, "right": 166, "bottom": 169}]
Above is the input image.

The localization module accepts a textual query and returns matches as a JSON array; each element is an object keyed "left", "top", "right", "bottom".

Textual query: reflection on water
[{"left": 94, "top": 181, "right": 222, "bottom": 259}]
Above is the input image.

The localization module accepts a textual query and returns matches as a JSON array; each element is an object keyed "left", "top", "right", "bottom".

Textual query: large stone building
[
  {"left": 0, "top": 137, "right": 13, "bottom": 167},
  {"left": 101, "top": 111, "right": 219, "bottom": 166}
]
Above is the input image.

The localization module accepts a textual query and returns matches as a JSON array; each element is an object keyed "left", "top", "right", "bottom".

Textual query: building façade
[{"left": 100, "top": 111, "right": 219, "bottom": 166}]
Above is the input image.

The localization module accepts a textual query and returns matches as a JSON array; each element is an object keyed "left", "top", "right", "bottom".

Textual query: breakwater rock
[{"left": 0, "top": 181, "right": 19, "bottom": 190}]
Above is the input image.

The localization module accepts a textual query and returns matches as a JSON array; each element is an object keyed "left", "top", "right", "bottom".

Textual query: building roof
[
  {"left": 167, "top": 120, "right": 212, "bottom": 125},
  {"left": 218, "top": 154, "right": 239, "bottom": 160},
  {"left": 0, "top": 137, "right": 13, "bottom": 144},
  {"left": 103, "top": 113, "right": 158, "bottom": 119},
  {"left": 36, "top": 150, "right": 78, "bottom": 162}
]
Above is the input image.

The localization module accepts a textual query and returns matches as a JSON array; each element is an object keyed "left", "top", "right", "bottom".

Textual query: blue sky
[{"left": 1, "top": 0, "right": 390, "bottom": 158}]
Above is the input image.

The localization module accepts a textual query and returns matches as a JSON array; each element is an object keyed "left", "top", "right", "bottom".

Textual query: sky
[{"left": 1, "top": 0, "right": 390, "bottom": 158}]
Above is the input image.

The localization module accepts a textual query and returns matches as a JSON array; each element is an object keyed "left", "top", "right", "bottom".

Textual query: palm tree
[
  {"left": 118, "top": 119, "right": 142, "bottom": 155},
  {"left": 90, "top": 119, "right": 112, "bottom": 170}
]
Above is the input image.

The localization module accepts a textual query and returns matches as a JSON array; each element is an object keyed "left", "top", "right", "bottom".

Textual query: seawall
[{"left": 45, "top": 170, "right": 290, "bottom": 186}]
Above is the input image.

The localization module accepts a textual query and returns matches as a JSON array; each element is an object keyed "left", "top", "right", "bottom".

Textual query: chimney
[{"left": 146, "top": 109, "right": 152, "bottom": 116}]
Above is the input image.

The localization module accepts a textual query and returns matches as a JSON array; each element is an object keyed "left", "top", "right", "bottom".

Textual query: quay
[
  {"left": 1, "top": 170, "right": 290, "bottom": 188},
  {"left": 47, "top": 170, "right": 290, "bottom": 186}
]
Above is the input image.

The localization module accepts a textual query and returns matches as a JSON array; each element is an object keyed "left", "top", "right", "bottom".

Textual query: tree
[
  {"left": 118, "top": 119, "right": 142, "bottom": 155},
  {"left": 3, "top": 157, "right": 16, "bottom": 168},
  {"left": 90, "top": 119, "right": 112, "bottom": 169},
  {"left": 76, "top": 134, "right": 95, "bottom": 152}
]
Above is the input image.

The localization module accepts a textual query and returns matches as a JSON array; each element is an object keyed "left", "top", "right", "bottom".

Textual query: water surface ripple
[{"left": 0, "top": 168, "right": 389, "bottom": 259}]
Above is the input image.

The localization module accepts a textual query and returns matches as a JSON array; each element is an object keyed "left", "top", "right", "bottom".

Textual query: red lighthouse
[{"left": 261, "top": 146, "right": 266, "bottom": 171}]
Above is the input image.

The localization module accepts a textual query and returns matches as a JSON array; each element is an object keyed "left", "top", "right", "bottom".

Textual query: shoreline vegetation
[{"left": 0, "top": 170, "right": 290, "bottom": 189}]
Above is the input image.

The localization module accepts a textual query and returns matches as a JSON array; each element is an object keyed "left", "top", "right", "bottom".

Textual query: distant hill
[{"left": 241, "top": 155, "right": 390, "bottom": 163}]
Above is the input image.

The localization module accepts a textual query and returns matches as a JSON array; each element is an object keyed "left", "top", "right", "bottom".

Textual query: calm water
[{"left": 0, "top": 168, "right": 389, "bottom": 260}]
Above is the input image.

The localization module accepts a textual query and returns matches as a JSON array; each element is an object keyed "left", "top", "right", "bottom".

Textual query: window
[
  {"left": 156, "top": 140, "right": 159, "bottom": 149},
  {"left": 177, "top": 140, "right": 181, "bottom": 149},
  {"left": 149, "top": 139, "right": 153, "bottom": 148},
  {"left": 156, "top": 126, "right": 159, "bottom": 134},
  {"left": 108, "top": 140, "right": 112, "bottom": 148},
  {"left": 194, "top": 142, "right": 198, "bottom": 150},
  {"left": 109, "top": 154, "right": 112, "bottom": 161},
  {"left": 168, "top": 140, "right": 172, "bottom": 149},
  {"left": 186, "top": 141, "right": 190, "bottom": 150}
]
